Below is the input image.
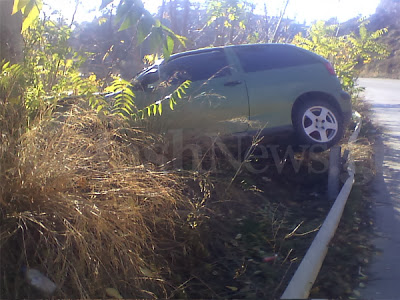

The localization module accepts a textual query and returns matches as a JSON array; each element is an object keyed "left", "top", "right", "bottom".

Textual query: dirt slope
[{"left": 359, "top": 0, "right": 400, "bottom": 79}]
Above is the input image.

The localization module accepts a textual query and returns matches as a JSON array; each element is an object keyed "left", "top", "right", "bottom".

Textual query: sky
[
  {"left": 143, "top": 0, "right": 381, "bottom": 23},
  {"left": 43, "top": 0, "right": 381, "bottom": 25}
]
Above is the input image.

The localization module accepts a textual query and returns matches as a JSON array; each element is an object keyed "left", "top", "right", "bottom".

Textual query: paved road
[{"left": 358, "top": 78, "right": 400, "bottom": 300}]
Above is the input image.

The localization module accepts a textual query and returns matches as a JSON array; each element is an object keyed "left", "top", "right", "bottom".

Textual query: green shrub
[{"left": 293, "top": 20, "right": 389, "bottom": 98}]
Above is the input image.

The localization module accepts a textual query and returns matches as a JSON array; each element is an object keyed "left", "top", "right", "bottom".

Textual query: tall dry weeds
[{"left": 0, "top": 100, "right": 196, "bottom": 298}]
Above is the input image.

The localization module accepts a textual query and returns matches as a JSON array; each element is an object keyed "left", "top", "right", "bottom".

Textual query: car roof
[{"left": 168, "top": 43, "right": 301, "bottom": 61}]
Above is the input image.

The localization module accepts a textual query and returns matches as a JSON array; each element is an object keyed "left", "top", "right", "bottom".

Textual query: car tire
[{"left": 293, "top": 98, "right": 344, "bottom": 150}]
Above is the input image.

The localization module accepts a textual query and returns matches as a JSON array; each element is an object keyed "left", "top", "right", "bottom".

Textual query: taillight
[{"left": 324, "top": 61, "right": 336, "bottom": 75}]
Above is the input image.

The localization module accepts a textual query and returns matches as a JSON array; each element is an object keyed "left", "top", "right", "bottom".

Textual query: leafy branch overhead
[
  {"left": 12, "top": 0, "right": 186, "bottom": 59},
  {"left": 101, "top": 0, "right": 186, "bottom": 59},
  {"left": 12, "top": 0, "right": 43, "bottom": 32}
]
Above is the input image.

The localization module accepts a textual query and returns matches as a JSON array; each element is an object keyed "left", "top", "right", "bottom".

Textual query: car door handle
[{"left": 224, "top": 80, "right": 242, "bottom": 87}]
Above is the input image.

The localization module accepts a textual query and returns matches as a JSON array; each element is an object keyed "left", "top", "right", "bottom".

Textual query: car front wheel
[{"left": 293, "top": 99, "right": 344, "bottom": 149}]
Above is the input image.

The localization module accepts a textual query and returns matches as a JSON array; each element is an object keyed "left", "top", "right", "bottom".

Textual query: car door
[
  {"left": 231, "top": 45, "right": 315, "bottom": 131},
  {"left": 156, "top": 49, "right": 250, "bottom": 134}
]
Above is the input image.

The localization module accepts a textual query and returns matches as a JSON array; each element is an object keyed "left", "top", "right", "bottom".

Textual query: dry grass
[
  {"left": 344, "top": 97, "right": 377, "bottom": 183},
  {"left": 0, "top": 96, "right": 377, "bottom": 299},
  {"left": 0, "top": 100, "right": 196, "bottom": 298}
]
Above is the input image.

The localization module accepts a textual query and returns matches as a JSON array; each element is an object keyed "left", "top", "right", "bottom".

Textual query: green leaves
[
  {"left": 115, "top": 0, "right": 145, "bottom": 32},
  {"left": 21, "top": 0, "right": 42, "bottom": 32},
  {"left": 107, "top": 0, "right": 186, "bottom": 59},
  {"left": 12, "top": 0, "right": 30, "bottom": 14},
  {"left": 163, "top": 36, "right": 175, "bottom": 60},
  {"left": 105, "top": 76, "right": 136, "bottom": 118},
  {"left": 0, "top": 60, "right": 25, "bottom": 104},
  {"left": 158, "top": 101, "right": 162, "bottom": 115},
  {"left": 293, "top": 20, "right": 389, "bottom": 97},
  {"left": 136, "top": 14, "right": 154, "bottom": 44},
  {"left": 206, "top": 0, "right": 249, "bottom": 41},
  {"left": 12, "top": 0, "right": 43, "bottom": 33},
  {"left": 11, "top": 0, "right": 185, "bottom": 65},
  {"left": 138, "top": 21, "right": 186, "bottom": 60},
  {"left": 20, "top": 20, "right": 103, "bottom": 120},
  {"left": 166, "top": 79, "right": 190, "bottom": 112}
]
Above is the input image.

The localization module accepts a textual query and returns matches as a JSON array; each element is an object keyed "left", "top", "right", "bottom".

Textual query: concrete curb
[{"left": 281, "top": 112, "right": 362, "bottom": 299}]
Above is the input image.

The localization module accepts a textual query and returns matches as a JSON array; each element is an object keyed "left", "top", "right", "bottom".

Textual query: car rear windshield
[
  {"left": 233, "top": 45, "right": 318, "bottom": 73},
  {"left": 161, "top": 50, "right": 231, "bottom": 83}
]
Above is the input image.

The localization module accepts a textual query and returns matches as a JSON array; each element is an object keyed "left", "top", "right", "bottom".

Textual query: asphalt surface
[{"left": 358, "top": 78, "right": 400, "bottom": 300}]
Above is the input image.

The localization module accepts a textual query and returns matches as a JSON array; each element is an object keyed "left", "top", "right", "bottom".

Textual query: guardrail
[{"left": 281, "top": 112, "right": 362, "bottom": 299}]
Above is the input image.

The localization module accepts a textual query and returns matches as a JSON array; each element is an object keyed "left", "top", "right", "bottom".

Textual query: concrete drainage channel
[{"left": 281, "top": 112, "right": 362, "bottom": 299}]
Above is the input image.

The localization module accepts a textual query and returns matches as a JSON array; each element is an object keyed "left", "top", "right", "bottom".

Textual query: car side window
[
  {"left": 161, "top": 51, "right": 231, "bottom": 84},
  {"left": 233, "top": 45, "right": 317, "bottom": 73}
]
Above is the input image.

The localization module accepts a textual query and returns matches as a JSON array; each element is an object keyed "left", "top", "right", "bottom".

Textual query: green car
[{"left": 132, "top": 43, "right": 352, "bottom": 148}]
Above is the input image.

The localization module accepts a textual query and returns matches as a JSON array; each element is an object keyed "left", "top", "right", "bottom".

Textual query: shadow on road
[{"left": 361, "top": 133, "right": 400, "bottom": 299}]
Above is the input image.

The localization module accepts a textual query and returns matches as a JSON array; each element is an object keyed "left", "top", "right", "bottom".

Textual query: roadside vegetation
[
  {"left": 0, "top": 0, "right": 392, "bottom": 298},
  {"left": 359, "top": 0, "right": 400, "bottom": 78}
]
